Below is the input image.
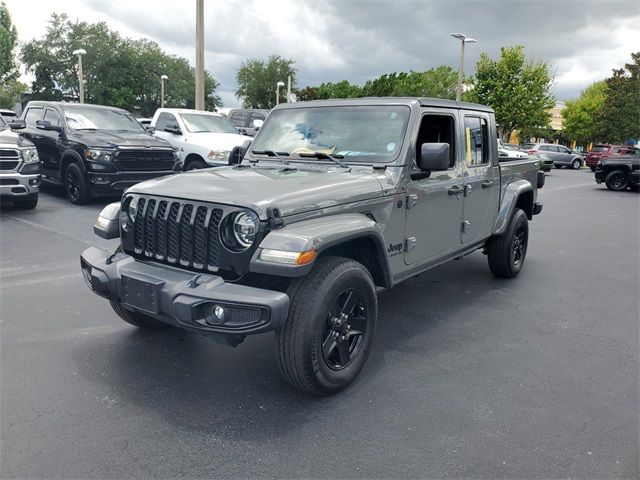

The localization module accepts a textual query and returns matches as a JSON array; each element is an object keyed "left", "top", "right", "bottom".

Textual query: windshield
[
  {"left": 251, "top": 105, "right": 411, "bottom": 163},
  {"left": 63, "top": 106, "right": 145, "bottom": 132},
  {"left": 180, "top": 113, "right": 239, "bottom": 134}
]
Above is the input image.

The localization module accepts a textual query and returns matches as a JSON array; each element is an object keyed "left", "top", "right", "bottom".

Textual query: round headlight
[{"left": 233, "top": 212, "right": 257, "bottom": 248}]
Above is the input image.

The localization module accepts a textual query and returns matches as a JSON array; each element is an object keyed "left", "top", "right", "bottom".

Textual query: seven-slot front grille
[
  {"left": 132, "top": 197, "right": 223, "bottom": 271},
  {"left": 0, "top": 149, "right": 20, "bottom": 171},
  {"left": 114, "top": 149, "right": 175, "bottom": 171}
]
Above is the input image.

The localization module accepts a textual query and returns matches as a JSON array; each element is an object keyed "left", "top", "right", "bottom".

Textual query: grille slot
[
  {"left": 0, "top": 149, "right": 20, "bottom": 171},
  {"left": 114, "top": 150, "right": 175, "bottom": 171},
  {"left": 129, "top": 196, "right": 224, "bottom": 272}
]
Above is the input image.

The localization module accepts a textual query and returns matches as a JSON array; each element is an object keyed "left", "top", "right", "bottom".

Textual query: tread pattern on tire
[
  {"left": 486, "top": 208, "right": 528, "bottom": 278},
  {"left": 276, "top": 256, "right": 376, "bottom": 396}
]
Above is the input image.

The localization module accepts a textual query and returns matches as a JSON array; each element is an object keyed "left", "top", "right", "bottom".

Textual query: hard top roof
[{"left": 273, "top": 97, "right": 494, "bottom": 113}]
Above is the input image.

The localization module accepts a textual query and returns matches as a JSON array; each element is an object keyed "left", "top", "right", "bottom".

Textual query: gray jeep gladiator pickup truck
[{"left": 81, "top": 98, "right": 543, "bottom": 396}]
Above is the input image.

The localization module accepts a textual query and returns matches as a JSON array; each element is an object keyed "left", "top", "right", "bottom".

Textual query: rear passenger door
[{"left": 460, "top": 113, "right": 500, "bottom": 245}]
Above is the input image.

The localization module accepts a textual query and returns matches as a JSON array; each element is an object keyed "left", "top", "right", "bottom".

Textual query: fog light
[{"left": 204, "top": 304, "right": 226, "bottom": 325}]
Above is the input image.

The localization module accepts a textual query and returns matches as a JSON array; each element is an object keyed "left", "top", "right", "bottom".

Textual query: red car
[{"left": 585, "top": 145, "right": 635, "bottom": 171}]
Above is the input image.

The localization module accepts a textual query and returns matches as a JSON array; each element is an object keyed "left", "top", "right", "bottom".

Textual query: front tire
[
  {"left": 486, "top": 208, "right": 529, "bottom": 278},
  {"left": 571, "top": 159, "right": 581, "bottom": 170},
  {"left": 64, "top": 163, "right": 91, "bottom": 204},
  {"left": 605, "top": 170, "right": 628, "bottom": 191},
  {"left": 14, "top": 193, "right": 38, "bottom": 209},
  {"left": 276, "top": 256, "right": 377, "bottom": 396},
  {"left": 554, "top": 164, "right": 562, "bottom": 169},
  {"left": 110, "top": 300, "right": 168, "bottom": 330},
  {"left": 185, "top": 158, "right": 207, "bottom": 171}
]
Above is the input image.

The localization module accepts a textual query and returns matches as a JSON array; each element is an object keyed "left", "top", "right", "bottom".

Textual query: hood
[
  {"left": 68, "top": 130, "right": 172, "bottom": 149},
  {"left": 127, "top": 164, "right": 385, "bottom": 218},
  {"left": 185, "top": 131, "right": 253, "bottom": 150},
  {"left": 0, "top": 128, "right": 34, "bottom": 148}
]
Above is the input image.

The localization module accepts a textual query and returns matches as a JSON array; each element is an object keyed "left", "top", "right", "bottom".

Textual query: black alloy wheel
[
  {"left": 511, "top": 224, "right": 527, "bottom": 267},
  {"left": 321, "top": 289, "right": 368, "bottom": 370},
  {"left": 65, "top": 168, "right": 80, "bottom": 201}
]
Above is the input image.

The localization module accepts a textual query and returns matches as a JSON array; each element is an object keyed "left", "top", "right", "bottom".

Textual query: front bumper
[
  {"left": 86, "top": 170, "right": 177, "bottom": 196},
  {"left": 0, "top": 172, "right": 40, "bottom": 197},
  {"left": 80, "top": 247, "right": 290, "bottom": 336}
]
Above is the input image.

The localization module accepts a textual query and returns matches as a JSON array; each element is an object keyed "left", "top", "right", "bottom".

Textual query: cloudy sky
[{"left": 5, "top": 0, "right": 639, "bottom": 107}]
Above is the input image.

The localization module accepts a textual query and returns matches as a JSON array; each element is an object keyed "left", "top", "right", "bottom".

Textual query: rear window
[{"left": 591, "top": 146, "right": 609, "bottom": 152}]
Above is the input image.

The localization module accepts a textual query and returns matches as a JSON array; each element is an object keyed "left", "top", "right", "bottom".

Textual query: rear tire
[
  {"left": 571, "top": 159, "right": 581, "bottom": 170},
  {"left": 110, "top": 300, "right": 168, "bottom": 330},
  {"left": 486, "top": 208, "right": 529, "bottom": 279},
  {"left": 554, "top": 164, "right": 562, "bottom": 169},
  {"left": 14, "top": 193, "right": 38, "bottom": 209},
  {"left": 276, "top": 256, "right": 377, "bottom": 396},
  {"left": 605, "top": 170, "right": 628, "bottom": 191},
  {"left": 64, "top": 163, "right": 91, "bottom": 204}
]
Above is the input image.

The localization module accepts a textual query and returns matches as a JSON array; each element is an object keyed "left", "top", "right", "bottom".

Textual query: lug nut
[{"left": 334, "top": 331, "right": 339, "bottom": 338}]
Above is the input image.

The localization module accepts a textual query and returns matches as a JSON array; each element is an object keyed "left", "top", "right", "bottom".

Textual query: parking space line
[{"left": 2, "top": 214, "right": 95, "bottom": 246}]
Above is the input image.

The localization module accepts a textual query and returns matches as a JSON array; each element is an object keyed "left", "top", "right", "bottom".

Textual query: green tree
[
  {"left": 21, "top": 13, "right": 221, "bottom": 115},
  {"left": 469, "top": 45, "right": 555, "bottom": 140},
  {"left": 315, "top": 80, "right": 362, "bottom": 99},
  {"left": 0, "top": 2, "right": 26, "bottom": 108},
  {"left": 391, "top": 66, "right": 458, "bottom": 98},
  {"left": 562, "top": 81, "right": 606, "bottom": 143},
  {"left": 295, "top": 86, "right": 319, "bottom": 101},
  {"left": 593, "top": 52, "right": 640, "bottom": 143},
  {"left": 235, "top": 55, "right": 296, "bottom": 108},
  {"left": 361, "top": 73, "right": 401, "bottom": 97}
]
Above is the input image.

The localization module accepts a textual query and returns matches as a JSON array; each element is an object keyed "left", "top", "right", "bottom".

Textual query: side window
[
  {"left": 43, "top": 108, "right": 61, "bottom": 126},
  {"left": 416, "top": 114, "right": 456, "bottom": 169},
  {"left": 155, "top": 112, "right": 176, "bottom": 131},
  {"left": 464, "top": 116, "right": 489, "bottom": 166},
  {"left": 24, "top": 107, "right": 43, "bottom": 126},
  {"left": 229, "top": 111, "right": 245, "bottom": 126},
  {"left": 539, "top": 145, "right": 551, "bottom": 152}
]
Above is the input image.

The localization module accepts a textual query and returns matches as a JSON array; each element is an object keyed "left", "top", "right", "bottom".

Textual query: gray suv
[{"left": 525, "top": 143, "right": 583, "bottom": 169}]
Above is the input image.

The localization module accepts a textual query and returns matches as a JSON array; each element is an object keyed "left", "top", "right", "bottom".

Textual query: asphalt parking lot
[{"left": 1, "top": 170, "right": 638, "bottom": 479}]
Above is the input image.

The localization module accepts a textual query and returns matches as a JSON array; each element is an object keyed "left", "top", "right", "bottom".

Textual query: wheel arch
[
  {"left": 494, "top": 180, "right": 534, "bottom": 235},
  {"left": 184, "top": 153, "right": 206, "bottom": 169},
  {"left": 60, "top": 150, "right": 86, "bottom": 177},
  {"left": 250, "top": 213, "right": 392, "bottom": 289}
]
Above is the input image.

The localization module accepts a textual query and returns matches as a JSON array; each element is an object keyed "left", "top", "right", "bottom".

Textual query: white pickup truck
[{"left": 150, "top": 108, "right": 252, "bottom": 170}]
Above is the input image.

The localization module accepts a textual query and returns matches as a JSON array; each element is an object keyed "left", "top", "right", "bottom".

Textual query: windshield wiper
[
  {"left": 251, "top": 149, "right": 290, "bottom": 165},
  {"left": 297, "top": 151, "right": 349, "bottom": 168}
]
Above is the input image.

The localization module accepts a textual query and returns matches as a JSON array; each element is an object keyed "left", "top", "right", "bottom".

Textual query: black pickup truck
[
  {"left": 594, "top": 146, "right": 639, "bottom": 191},
  {"left": 19, "top": 102, "right": 181, "bottom": 204}
]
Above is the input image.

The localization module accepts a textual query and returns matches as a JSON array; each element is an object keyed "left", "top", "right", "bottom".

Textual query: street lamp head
[
  {"left": 277, "top": 81, "right": 285, "bottom": 87},
  {"left": 72, "top": 49, "right": 86, "bottom": 56},
  {"left": 161, "top": 75, "right": 168, "bottom": 80},
  {"left": 450, "top": 33, "right": 478, "bottom": 44}
]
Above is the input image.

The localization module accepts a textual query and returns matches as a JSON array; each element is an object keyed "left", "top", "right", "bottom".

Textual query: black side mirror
[
  {"left": 145, "top": 125, "right": 155, "bottom": 134},
  {"left": 7, "top": 119, "right": 26, "bottom": 130},
  {"left": 36, "top": 119, "right": 64, "bottom": 133},
  {"left": 164, "top": 123, "right": 182, "bottom": 135},
  {"left": 418, "top": 143, "right": 450, "bottom": 171}
]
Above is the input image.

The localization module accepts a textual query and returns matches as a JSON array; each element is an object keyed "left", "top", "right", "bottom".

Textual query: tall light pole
[
  {"left": 195, "top": 0, "right": 205, "bottom": 110},
  {"left": 275, "top": 81, "right": 285, "bottom": 106},
  {"left": 160, "top": 75, "right": 168, "bottom": 108},
  {"left": 72, "top": 48, "right": 87, "bottom": 103},
  {"left": 450, "top": 33, "right": 477, "bottom": 102}
]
